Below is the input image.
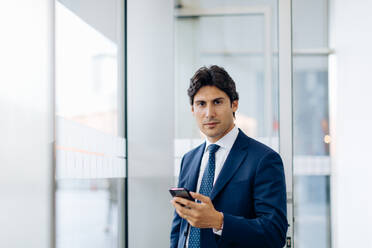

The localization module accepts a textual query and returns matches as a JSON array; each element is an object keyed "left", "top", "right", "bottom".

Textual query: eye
[
  {"left": 196, "top": 101, "right": 205, "bottom": 107},
  {"left": 214, "top": 99, "right": 222, "bottom": 105}
]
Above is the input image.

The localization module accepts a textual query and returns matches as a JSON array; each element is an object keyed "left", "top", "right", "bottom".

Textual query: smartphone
[{"left": 169, "top": 187, "right": 194, "bottom": 207}]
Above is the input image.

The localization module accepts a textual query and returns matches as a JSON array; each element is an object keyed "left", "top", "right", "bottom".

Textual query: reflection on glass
[
  {"left": 55, "top": 1, "right": 125, "bottom": 248},
  {"left": 294, "top": 176, "right": 331, "bottom": 248},
  {"left": 56, "top": 1, "right": 119, "bottom": 136},
  {"left": 292, "top": 56, "right": 331, "bottom": 248},
  {"left": 292, "top": 0, "right": 331, "bottom": 246},
  {"left": 293, "top": 57, "right": 329, "bottom": 156},
  {"left": 57, "top": 179, "right": 124, "bottom": 248}
]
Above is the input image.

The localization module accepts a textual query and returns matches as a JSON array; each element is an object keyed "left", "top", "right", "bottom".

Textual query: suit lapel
[
  {"left": 186, "top": 142, "right": 206, "bottom": 192},
  {"left": 210, "top": 130, "right": 249, "bottom": 201}
]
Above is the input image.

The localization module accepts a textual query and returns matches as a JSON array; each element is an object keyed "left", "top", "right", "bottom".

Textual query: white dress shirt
[{"left": 185, "top": 126, "right": 239, "bottom": 247}]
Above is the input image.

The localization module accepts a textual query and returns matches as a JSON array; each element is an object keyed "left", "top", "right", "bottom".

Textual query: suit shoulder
[
  {"left": 182, "top": 142, "right": 205, "bottom": 160},
  {"left": 177, "top": 142, "right": 205, "bottom": 181},
  {"left": 239, "top": 131, "right": 280, "bottom": 158}
]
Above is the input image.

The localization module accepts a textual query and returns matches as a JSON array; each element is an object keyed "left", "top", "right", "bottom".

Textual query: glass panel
[
  {"left": 292, "top": 0, "right": 328, "bottom": 49},
  {"left": 55, "top": 0, "right": 123, "bottom": 135},
  {"left": 292, "top": 55, "right": 331, "bottom": 248},
  {"left": 55, "top": 1, "right": 125, "bottom": 248},
  {"left": 294, "top": 176, "right": 331, "bottom": 248},
  {"left": 174, "top": 2, "right": 280, "bottom": 177},
  {"left": 293, "top": 56, "right": 329, "bottom": 157},
  {"left": 56, "top": 179, "right": 125, "bottom": 248}
]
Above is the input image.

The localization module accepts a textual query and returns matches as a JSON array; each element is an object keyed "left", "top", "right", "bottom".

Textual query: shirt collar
[{"left": 205, "top": 125, "right": 239, "bottom": 152}]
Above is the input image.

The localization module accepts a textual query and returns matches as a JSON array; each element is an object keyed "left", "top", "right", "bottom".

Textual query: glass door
[{"left": 174, "top": 0, "right": 293, "bottom": 246}]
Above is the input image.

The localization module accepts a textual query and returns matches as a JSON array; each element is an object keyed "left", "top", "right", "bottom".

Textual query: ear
[
  {"left": 191, "top": 105, "right": 195, "bottom": 115},
  {"left": 232, "top": 100, "right": 238, "bottom": 112}
]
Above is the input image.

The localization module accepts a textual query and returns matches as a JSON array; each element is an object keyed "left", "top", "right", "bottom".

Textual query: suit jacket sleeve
[
  {"left": 170, "top": 156, "right": 185, "bottom": 248},
  {"left": 220, "top": 151, "right": 288, "bottom": 248}
]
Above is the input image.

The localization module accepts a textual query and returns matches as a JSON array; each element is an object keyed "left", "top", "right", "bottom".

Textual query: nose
[{"left": 205, "top": 104, "right": 215, "bottom": 119}]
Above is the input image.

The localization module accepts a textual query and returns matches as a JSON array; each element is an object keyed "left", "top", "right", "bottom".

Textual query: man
[{"left": 170, "top": 65, "right": 288, "bottom": 248}]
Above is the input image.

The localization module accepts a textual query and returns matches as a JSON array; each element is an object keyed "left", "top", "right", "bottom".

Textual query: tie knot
[{"left": 208, "top": 144, "right": 220, "bottom": 154}]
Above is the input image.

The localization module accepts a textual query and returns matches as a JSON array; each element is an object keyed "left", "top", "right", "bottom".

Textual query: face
[{"left": 192, "top": 86, "right": 238, "bottom": 143}]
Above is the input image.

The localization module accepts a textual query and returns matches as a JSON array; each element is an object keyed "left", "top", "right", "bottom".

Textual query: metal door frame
[{"left": 279, "top": 0, "right": 293, "bottom": 247}]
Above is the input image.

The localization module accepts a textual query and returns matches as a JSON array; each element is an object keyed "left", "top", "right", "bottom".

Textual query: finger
[
  {"left": 173, "top": 202, "right": 185, "bottom": 215},
  {"left": 174, "top": 201, "right": 198, "bottom": 217},
  {"left": 171, "top": 199, "right": 191, "bottom": 212},
  {"left": 173, "top": 197, "right": 198, "bottom": 209},
  {"left": 174, "top": 203, "right": 193, "bottom": 219},
  {"left": 170, "top": 199, "right": 180, "bottom": 208},
  {"left": 175, "top": 207, "right": 187, "bottom": 219},
  {"left": 190, "top": 192, "right": 211, "bottom": 204}
]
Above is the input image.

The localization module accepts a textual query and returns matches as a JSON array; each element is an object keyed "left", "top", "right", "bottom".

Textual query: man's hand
[{"left": 170, "top": 192, "right": 223, "bottom": 229}]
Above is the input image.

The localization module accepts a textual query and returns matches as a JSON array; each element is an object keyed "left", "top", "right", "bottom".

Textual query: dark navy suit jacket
[{"left": 170, "top": 129, "right": 288, "bottom": 248}]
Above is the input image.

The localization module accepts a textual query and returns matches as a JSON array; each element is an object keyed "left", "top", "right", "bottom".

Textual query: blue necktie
[{"left": 188, "top": 144, "right": 220, "bottom": 248}]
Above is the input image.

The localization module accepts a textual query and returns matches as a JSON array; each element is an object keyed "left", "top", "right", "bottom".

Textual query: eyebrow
[
  {"left": 213, "top": 97, "right": 225, "bottom": 101},
  {"left": 194, "top": 97, "right": 225, "bottom": 103}
]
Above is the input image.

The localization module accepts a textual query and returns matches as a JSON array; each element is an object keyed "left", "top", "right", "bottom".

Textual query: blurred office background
[{"left": 0, "top": 0, "right": 371, "bottom": 248}]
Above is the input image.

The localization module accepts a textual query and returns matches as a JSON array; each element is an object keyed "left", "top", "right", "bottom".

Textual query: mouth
[{"left": 203, "top": 122, "right": 219, "bottom": 128}]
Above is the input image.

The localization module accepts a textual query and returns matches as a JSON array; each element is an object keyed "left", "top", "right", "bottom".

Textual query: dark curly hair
[{"left": 188, "top": 65, "right": 239, "bottom": 117}]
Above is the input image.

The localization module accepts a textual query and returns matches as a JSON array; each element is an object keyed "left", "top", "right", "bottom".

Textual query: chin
[{"left": 204, "top": 130, "right": 221, "bottom": 139}]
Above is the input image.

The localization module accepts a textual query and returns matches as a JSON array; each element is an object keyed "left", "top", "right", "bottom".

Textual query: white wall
[
  {"left": 330, "top": 0, "right": 372, "bottom": 247},
  {"left": 0, "top": 1, "right": 54, "bottom": 247},
  {"left": 127, "top": 0, "right": 175, "bottom": 247}
]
